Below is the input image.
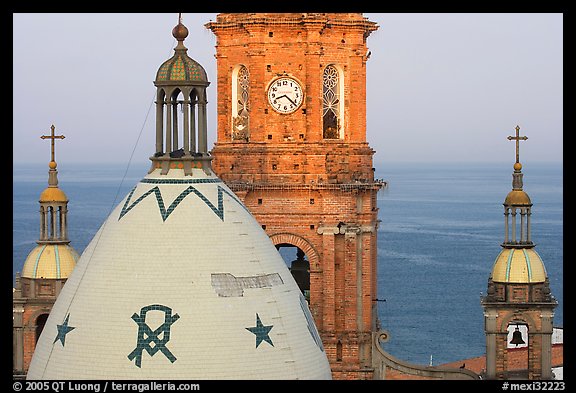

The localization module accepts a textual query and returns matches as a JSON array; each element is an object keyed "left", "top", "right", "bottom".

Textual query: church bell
[{"left": 510, "top": 325, "right": 526, "bottom": 346}]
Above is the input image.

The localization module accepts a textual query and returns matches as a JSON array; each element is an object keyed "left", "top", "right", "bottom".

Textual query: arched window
[
  {"left": 322, "top": 65, "right": 344, "bottom": 139},
  {"left": 231, "top": 65, "right": 250, "bottom": 141},
  {"left": 35, "top": 314, "right": 49, "bottom": 344},
  {"left": 276, "top": 245, "right": 310, "bottom": 303}
]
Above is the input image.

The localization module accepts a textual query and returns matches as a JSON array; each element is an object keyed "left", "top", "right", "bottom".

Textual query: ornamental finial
[{"left": 172, "top": 13, "right": 188, "bottom": 42}]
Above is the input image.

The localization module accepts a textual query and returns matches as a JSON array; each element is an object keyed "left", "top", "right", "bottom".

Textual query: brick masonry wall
[{"left": 21, "top": 305, "right": 52, "bottom": 372}]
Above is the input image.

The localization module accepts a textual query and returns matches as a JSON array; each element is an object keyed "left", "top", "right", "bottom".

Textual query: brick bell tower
[
  {"left": 206, "top": 13, "right": 384, "bottom": 379},
  {"left": 481, "top": 126, "right": 557, "bottom": 380}
]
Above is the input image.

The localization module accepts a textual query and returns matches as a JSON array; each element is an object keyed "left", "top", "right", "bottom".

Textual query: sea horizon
[{"left": 12, "top": 160, "right": 563, "bottom": 366}]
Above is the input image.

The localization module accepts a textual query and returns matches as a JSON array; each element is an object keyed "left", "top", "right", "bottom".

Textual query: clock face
[{"left": 267, "top": 77, "right": 304, "bottom": 114}]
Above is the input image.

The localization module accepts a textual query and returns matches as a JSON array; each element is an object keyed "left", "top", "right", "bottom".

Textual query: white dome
[{"left": 28, "top": 166, "right": 331, "bottom": 380}]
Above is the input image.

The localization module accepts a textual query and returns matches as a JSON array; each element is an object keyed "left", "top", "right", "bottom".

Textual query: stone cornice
[{"left": 206, "top": 13, "right": 378, "bottom": 36}]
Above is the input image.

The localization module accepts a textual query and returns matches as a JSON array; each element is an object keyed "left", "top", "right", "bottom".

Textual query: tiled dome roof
[
  {"left": 28, "top": 167, "right": 331, "bottom": 380},
  {"left": 156, "top": 53, "right": 207, "bottom": 82},
  {"left": 21, "top": 244, "right": 79, "bottom": 279},
  {"left": 155, "top": 20, "right": 207, "bottom": 83},
  {"left": 490, "top": 248, "right": 547, "bottom": 284}
]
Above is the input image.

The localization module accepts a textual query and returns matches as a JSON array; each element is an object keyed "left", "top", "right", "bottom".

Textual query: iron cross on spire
[
  {"left": 40, "top": 125, "right": 65, "bottom": 162},
  {"left": 507, "top": 125, "right": 528, "bottom": 164}
]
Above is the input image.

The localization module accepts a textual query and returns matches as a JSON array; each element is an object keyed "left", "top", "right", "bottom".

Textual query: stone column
[
  {"left": 520, "top": 208, "right": 525, "bottom": 242},
  {"left": 165, "top": 99, "right": 172, "bottom": 155},
  {"left": 13, "top": 306, "right": 24, "bottom": 373},
  {"left": 309, "top": 259, "right": 323, "bottom": 330},
  {"left": 51, "top": 207, "right": 57, "bottom": 240},
  {"left": 318, "top": 228, "right": 337, "bottom": 332},
  {"left": 198, "top": 99, "right": 208, "bottom": 153},
  {"left": 172, "top": 99, "right": 179, "bottom": 151},
  {"left": 511, "top": 209, "right": 517, "bottom": 243},
  {"left": 57, "top": 206, "right": 62, "bottom": 239},
  {"left": 55, "top": 279, "right": 63, "bottom": 298},
  {"left": 484, "top": 310, "right": 498, "bottom": 379},
  {"left": 60, "top": 205, "right": 68, "bottom": 241},
  {"left": 29, "top": 279, "right": 35, "bottom": 299},
  {"left": 344, "top": 227, "right": 360, "bottom": 332},
  {"left": 540, "top": 311, "right": 555, "bottom": 379},
  {"left": 155, "top": 99, "right": 164, "bottom": 154},
  {"left": 183, "top": 99, "right": 190, "bottom": 153},
  {"left": 504, "top": 208, "right": 509, "bottom": 244},
  {"left": 190, "top": 100, "right": 197, "bottom": 153},
  {"left": 527, "top": 210, "right": 532, "bottom": 243},
  {"left": 40, "top": 206, "right": 47, "bottom": 241}
]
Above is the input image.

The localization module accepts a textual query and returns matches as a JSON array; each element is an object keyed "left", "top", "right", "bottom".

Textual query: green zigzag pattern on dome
[{"left": 118, "top": 184, "right": 247, "bottom": 222}]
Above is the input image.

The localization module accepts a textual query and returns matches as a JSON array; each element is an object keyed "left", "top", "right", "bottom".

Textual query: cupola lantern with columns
[{"left": 151, "top": 14, "right": 211, "bottom": 176}]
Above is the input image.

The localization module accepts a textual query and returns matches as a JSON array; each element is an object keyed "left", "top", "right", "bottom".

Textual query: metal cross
[
  {"left": 40, "top": 125, "right": 65, "bottom": 162},
  {"left": 507, "top": 125, "right": 528, "bottom": 164}
]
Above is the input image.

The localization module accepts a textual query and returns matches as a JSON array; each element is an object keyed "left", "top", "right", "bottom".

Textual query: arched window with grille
[
  {"left": 231, "top": 65, "right": 250, "bottom": 141},
  {"left": 322, "top": 64, "right": 344, "bottom": 139}
]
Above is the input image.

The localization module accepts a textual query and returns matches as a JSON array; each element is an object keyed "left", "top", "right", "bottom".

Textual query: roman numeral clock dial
[{"left": 267, "top": 76, "right": 304, "bottom": 114}]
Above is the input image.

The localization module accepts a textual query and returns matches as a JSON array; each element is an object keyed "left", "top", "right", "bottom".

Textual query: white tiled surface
[{"left": 28, "top": 168, "right": 331, "bottom": 380}]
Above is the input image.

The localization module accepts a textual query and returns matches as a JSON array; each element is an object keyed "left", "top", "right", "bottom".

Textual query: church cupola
[
  {"left": 151, "top": 14, "right": 211, "bottom": 176},
  {"left": 481, "top": 126, "right": 557, "bottom": 380},
  {"left": 14, "top": 125, "right": 79, "bottom": 377},
  {"left": 21, "top": 125, "right": 79, "bottom": 280},
  {"left": 490, "top": 126, "right": 549, "bottom": 286}
]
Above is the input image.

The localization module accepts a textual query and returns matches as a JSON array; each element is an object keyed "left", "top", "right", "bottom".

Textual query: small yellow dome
[
  {"left": 49, "top": 160, "right": 57, "bottom": 169},
  {"left": 490, "top": 248, "right": 547, "bottom": 283},
  {"left": 21, "top": 244, "right": 79, "bottom": 279},
  {"left": 514, "top": 162, "right": 522, "bottom": 171},
  {"left": 504, "top": 190, "right": 531, "bottom": 206},
  {"left": 39, "top": 187, "right": 68, "bottom": 203}
]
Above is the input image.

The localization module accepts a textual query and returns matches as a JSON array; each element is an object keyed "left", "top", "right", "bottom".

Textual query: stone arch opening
[
  {"left": 500, "top": 313, "right": 535, "bottom": 379},
  {"left": 506, "top": 321, "right": 530, "bottom": 379},
  {"left": 35, "top": 313, "right": 49, "bottom": 344},
  {"left": 270, "top": 233, "right": 320, "bottom": 304},
  {"left": 276, "top": 244, "right": 310, "bottom": 302}
]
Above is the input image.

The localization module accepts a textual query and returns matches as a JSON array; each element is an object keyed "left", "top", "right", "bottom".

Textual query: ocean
[{"left": 12, "top": 160, "right": 563, "bottom": 367}]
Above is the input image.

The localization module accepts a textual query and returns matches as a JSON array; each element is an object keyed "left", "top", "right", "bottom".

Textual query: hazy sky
[{"left": 13, "top": 13, "right": 563, "bottom": 166}]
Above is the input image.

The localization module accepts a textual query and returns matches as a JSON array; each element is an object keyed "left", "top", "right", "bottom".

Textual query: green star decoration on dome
[
  {"left": 246, "top": 313, "right": 274, "bottom": 348},
  {"left": 53, "top": 313, "right": 75, "bottom": 346}
]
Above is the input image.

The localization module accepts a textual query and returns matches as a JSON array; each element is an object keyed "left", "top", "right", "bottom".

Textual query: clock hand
[
  {"left": 284, "top": 96, "right": 297, "bottom": 106},
  {"left": 272, "top": 94, "right": 286, "bottom": 104}
]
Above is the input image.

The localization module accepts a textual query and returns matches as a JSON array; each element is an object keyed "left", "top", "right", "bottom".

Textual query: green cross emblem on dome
[{"left": 128, "top": 304, "right": 180, "bottom": 368}]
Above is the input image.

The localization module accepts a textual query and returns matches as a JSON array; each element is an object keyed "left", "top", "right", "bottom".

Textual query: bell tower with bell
[
  {"left": 481, "top": 126, "right": 557, "bottom": 380},
  {"left": 206, "top": 13, "right": 384, "bottom": 379}
]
